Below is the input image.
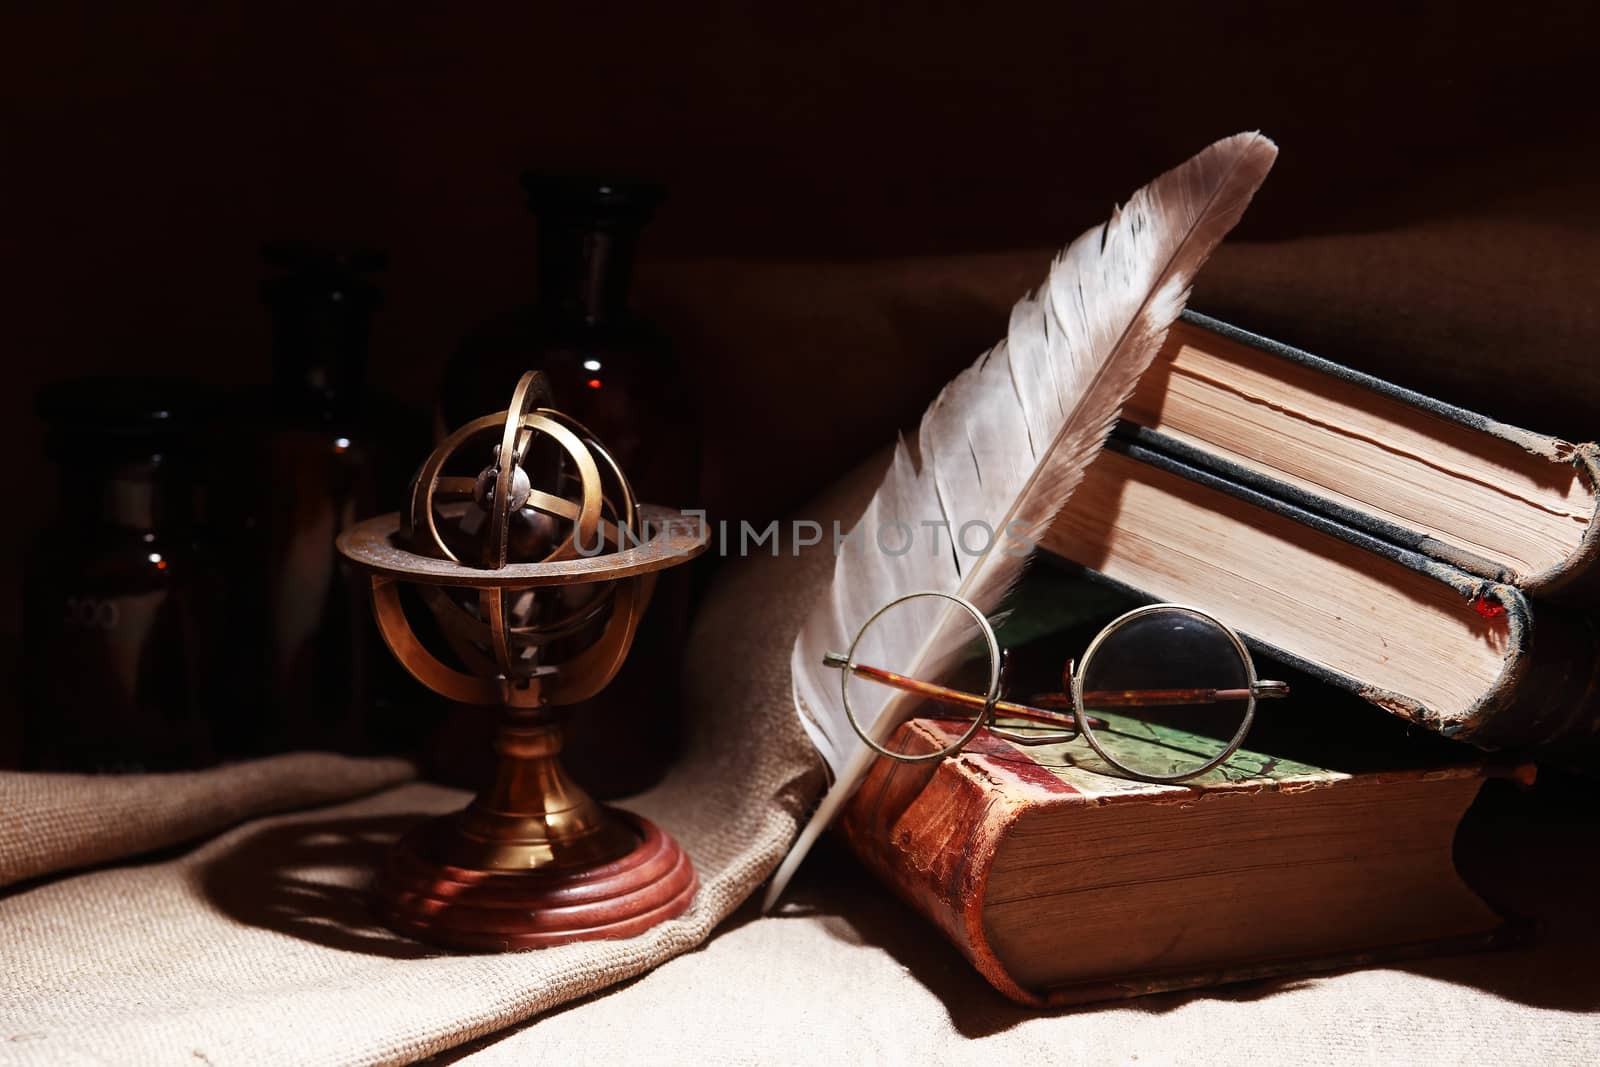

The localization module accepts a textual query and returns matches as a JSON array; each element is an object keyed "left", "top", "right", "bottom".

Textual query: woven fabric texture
[{"left": 0, "top": 753, "right": 415, "bottom": 890}]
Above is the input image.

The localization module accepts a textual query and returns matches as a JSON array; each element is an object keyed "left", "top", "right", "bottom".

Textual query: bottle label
[{"left": 30, "top": 585, "right": 201, "bottom": 772}]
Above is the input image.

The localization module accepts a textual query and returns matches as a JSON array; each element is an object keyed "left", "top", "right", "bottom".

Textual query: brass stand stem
[{"left": 442, "top": 708, "right": 639, "bottom": 872}]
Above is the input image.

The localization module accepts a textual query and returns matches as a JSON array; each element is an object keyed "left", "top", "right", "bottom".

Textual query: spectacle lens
[
  {"left": 1076, "top": 605, "right": 1255, "bottom": 781},
  {"left": 842, "top": 591, "right": 999, "bottom": 761}
]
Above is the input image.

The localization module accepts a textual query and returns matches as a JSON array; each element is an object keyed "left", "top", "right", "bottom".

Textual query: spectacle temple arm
[
  {"left": 821, "top": 653, "right": 1107, "bottom": 732},
  {"left": 1032, "top": 679, "right": 1292, "bottom": 708},
  {"left": 822, "top": 653, "right": 1290, "bottom": 732}
]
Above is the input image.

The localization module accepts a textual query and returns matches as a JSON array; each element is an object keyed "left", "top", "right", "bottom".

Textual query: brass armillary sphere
[{"left": 337, "top": 371, "right": 707, "bottom": 951}]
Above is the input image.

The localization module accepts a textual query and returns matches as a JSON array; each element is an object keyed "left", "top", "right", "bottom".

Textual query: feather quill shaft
[{"left": 764, "top": 132, "right": 1277, "bottom": 911}]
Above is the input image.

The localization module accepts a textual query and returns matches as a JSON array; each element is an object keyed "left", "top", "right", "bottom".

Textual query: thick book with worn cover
[
  {"left": 1120, "top": 312, "right": 1600, "bottom": 602},
  {"left": 1039, "top": 439, "right": 1600, "bottom": 750},
  {"left": 840, "top": 712, "right": 1511, "bottom": 1007}
]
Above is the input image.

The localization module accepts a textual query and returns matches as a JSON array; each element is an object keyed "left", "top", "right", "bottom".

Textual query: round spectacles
[{"left": 823, "top": 591, "right": 1289, "bottom": 783}]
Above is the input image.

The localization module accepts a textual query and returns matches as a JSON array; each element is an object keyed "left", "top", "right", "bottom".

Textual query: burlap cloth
[
  {"left": 5, "top": 456, "right": 1599, "bottom": 1065},
  {"left": 6, "top": 220, "right": 1600, "bottom": 1061},
  {"left": 0, "top": 456, "right": 857, "bottom": 1066}
]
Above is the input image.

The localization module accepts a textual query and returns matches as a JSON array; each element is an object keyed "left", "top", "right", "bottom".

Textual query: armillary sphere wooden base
[
  {"left": 371, "top": 706, "right": 696, "bottom": 952},
  {"left": 374, "top": 808, "right": 697, "bottom": 952}
]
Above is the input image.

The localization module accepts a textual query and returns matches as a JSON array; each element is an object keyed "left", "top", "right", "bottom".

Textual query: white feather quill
[{"left": 763, "top": 132, "right": 1277, "bottom": 911}]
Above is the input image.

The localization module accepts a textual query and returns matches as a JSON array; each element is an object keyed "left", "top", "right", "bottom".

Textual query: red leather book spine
[{"left": 839, "top": 719, "right": 1075, "bottom": 1006}]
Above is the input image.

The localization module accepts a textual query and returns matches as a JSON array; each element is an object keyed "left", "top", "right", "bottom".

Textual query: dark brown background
[{"left": 5, "top": 2, "right": 1598, "bottom": 653}]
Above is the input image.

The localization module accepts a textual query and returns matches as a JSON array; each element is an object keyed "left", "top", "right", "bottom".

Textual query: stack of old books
[{"left": 840, "top": 312, "right": 1600, "bottom": 1006}]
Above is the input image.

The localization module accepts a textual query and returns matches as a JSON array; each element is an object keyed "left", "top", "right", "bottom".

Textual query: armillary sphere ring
[{"left": 336, "top": 504, "right": 707, "bottom": 589}]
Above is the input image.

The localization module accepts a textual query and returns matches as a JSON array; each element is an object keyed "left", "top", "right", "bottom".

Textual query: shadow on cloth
[
  {"left": 200, "top": 812, "right": 438, "bottom": 960},
  {"left": 754, "top": 835, "right": 1305, "bottom": 1040}
]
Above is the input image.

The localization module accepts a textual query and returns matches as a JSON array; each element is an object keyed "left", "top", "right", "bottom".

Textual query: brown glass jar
[
  {"left": 23, "top": 380, "right": 218, "bottom": 771},
  {"left": 437, "top": 176, "right": 701, "bottom": 797},
  {"left": 211, "top": 244, "right": 399, "bottom": 757},
  {"left": 440, "top": 176, "right": 695, "bottom": 498}
]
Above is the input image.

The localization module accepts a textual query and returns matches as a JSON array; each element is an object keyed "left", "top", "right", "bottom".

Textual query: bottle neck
[
  {"left": 270, "top": 305, "right": 370, "bottom": 422},
  {"left": 536, "top": 221, "right": 640, "bottom": 326},
  {"left": 58, "top": 455, "right": 197, "bottom": 531}
]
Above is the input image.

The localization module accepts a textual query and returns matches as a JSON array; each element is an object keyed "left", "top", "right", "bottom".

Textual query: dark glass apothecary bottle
[
  {"left": 439, "top": 176, "right": 701, "bottom": 797},
  {"left": 23, "top": 380, "right": 217, "bottom": 771},
  {"left": 213, "top": 244, "right": 391, "bottom": 756},
  {"left": 440, "top": 176, "right": 694, "bottom": 498}
]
